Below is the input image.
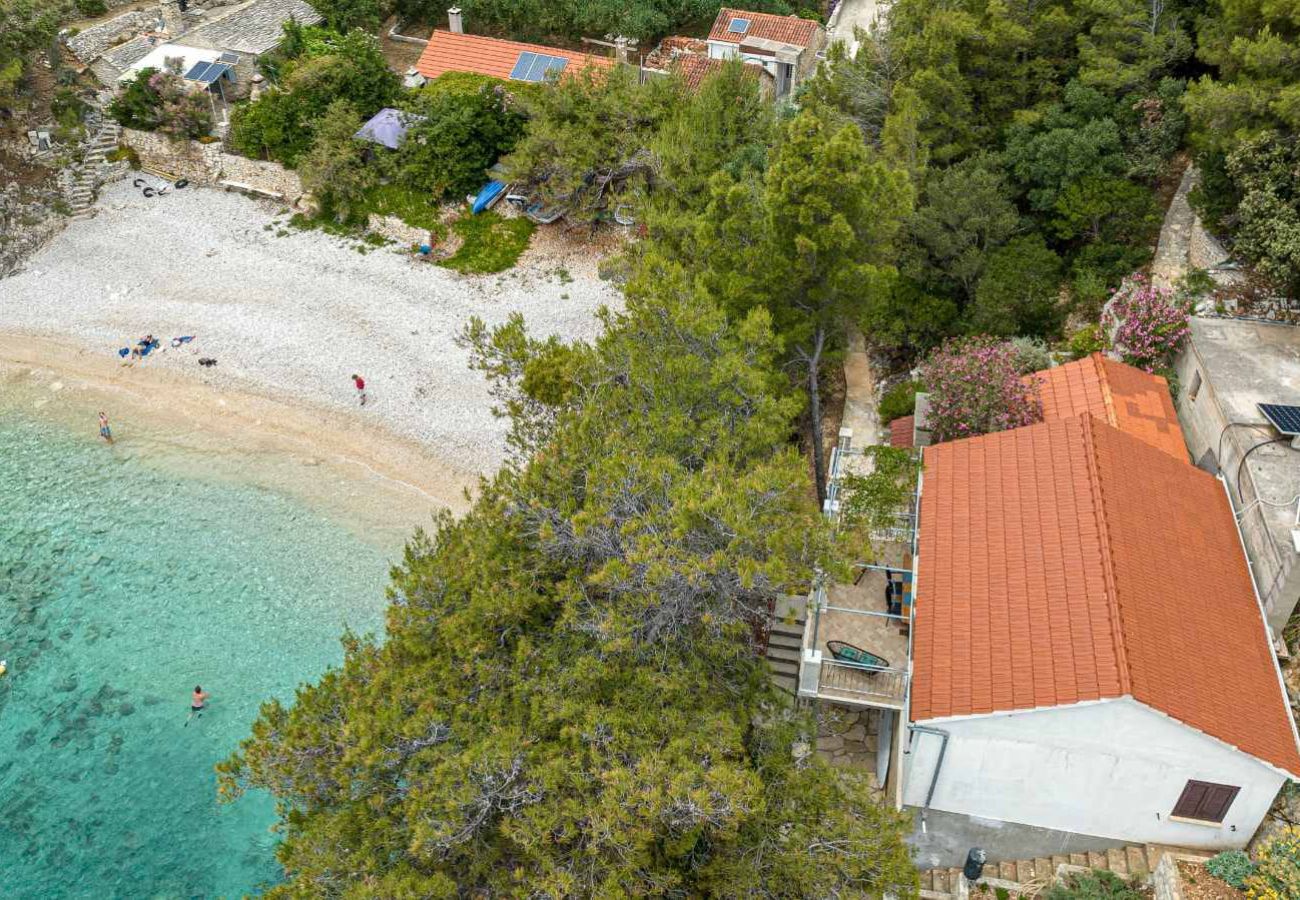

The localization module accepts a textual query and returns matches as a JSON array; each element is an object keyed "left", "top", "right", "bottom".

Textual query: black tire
[
  {"left": 174, "top": 179, "right": 188, "bottom": 189},
  {"left": 133, "top": 178, "right": 146, "bottom": 188},
  {"left": 142, "top": 187, "right": 155, "bottom": 198}
]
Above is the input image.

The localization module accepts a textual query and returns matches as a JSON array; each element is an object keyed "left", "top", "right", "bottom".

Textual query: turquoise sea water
[{"left": 0, "top": 409, "right": 395, "bottom": 897}]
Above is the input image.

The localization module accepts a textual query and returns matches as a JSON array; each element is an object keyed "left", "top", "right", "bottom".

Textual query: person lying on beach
[
  {"left": 185, "top": 685, "right": 210, "bottom": 726},
  {"left": 98, "top": 412, "right": 113, "bottom": 444}
]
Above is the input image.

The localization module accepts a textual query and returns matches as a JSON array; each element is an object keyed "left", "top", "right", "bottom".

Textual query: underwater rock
[
  {"left": 50, "top": 734, "right": 68, "bottom": 749},
  {"left": 16, "top": 729, "right": 36, "bottom": 750},
  {"left": 103, "top": 760, "right": 119, "bottom": 775},
  {"left": 143, "top": 695, "right": 162, "bottom": 706},
  {"left": 117, "top": 702, "right": 134, "bottom": 716},
  {"left": 55, "top": 675, "right": 78, "bottom": 693},
  {"left": 58, "top": 628, "right": 73, "bottom": 641}
]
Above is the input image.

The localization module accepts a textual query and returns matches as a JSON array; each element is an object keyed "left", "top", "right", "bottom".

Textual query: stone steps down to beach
[
  {"left": 917, "top": 842, "right": 1212, "bottom": 898},
  {"left": 66, "top": 120, "right": 122, "bottom": 217}
]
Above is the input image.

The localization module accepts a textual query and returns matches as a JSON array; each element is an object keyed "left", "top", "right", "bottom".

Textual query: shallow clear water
[{"left": 0, "top": 409, "right": 393, "bottom": 898}]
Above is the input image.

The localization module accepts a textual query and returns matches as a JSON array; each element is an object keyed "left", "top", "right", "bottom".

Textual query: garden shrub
[
  {"left": 879, "top": 379, "right": 920, "bottom": 424},
  {"left": 1245, "top": 828, "right": 1300, "bottom": 899},
  {"left": 107, "top": 69, "right": 212, "bottom": 139},
  {"left": 395, "top": 82, "right": 526, "bottom": 200},
  {"left": 1043, "top": 869, "right": 1146, "bottom": 899},
  {"left": 919, "top": 336, "right": 1043, "bottom": 442},
  {"left": 1067, "top": 324, "right": 1105, "bottom": 360},
  {"left": 1104, "top": 273, "right": 1191, "bottom": 372},
  {"left": 1009, "top": 336, "right": 1053, "bottom": 374},
  {"left": 1206, "top": 849, "right": 1255, "bottom": 889}
]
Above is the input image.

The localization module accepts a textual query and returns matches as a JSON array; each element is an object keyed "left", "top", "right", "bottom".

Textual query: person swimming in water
[
  {"left": 185, "top": 685, "right": 210, "bottom": 726},
  {"left": 98, "top": 412, "right": 113, "bottom": 444}
]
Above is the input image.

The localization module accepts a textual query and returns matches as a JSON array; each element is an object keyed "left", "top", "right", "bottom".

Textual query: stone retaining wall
[
  {"left": 67, "top": 10, "right": 155, "bottom": 63},
  {"left": 120, "top": 128, "right": 303, "bottom": 202}
]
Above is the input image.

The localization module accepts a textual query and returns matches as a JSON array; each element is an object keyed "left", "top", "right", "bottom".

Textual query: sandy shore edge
[{"left": 0, "top": 332, "right": 478, "bottom": 546}]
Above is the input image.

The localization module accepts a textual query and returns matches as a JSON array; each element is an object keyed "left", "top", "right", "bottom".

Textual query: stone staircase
[
  {"left": 918, "top": 843, "right": 1211, "bottom": 898},
  {"left": 765, "top": 598, "right": 806, "bottom": 695},
  {"left": 67, "top": 119, "right": 121, "bottom": 218}
]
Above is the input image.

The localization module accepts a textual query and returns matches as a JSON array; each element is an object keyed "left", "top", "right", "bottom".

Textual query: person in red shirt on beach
[{"left": 351, "top": 374, "right": 367, "bottom": 406}]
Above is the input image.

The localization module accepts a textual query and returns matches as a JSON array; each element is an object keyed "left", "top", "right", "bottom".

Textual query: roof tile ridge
[
  {"left": 1078, "top": 413, "right": 1133, "bottom": 695},
  {"left": 1093, "top": 353, "right": 1118, "bottom": 429}
]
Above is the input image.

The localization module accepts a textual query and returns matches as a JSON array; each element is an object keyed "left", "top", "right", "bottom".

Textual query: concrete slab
[{"left": 907, "top": 808, "right": 1128, "bottom": 869}]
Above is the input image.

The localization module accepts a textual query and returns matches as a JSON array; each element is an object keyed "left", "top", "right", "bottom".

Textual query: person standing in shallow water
[
  {"left": 351, "top": 374, "right": 367, "bottom": 406},
  {"left": 185, "top": 685, "right": 209, "bottom": 726},
  {"left": 98, "top": 412, "right": 113, "bottom": 444}
]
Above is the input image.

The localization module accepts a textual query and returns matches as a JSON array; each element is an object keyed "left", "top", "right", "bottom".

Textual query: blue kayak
[{"left": 471, "top": 180, "right": 506, "bottom": 214}]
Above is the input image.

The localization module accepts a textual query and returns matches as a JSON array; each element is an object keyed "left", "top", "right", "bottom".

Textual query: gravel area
[{"left": 0, "top": 180, "right": 621, "bottom": 475}]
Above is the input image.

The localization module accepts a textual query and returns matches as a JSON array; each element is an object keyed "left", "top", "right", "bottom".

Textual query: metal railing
[{"left": 819, "top": 658, "right": 909, "bottom": 704}]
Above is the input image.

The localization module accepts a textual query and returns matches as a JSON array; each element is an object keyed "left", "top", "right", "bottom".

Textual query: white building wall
[{"left": 903, "top": 698, "right": 1287, "bottom": 850}]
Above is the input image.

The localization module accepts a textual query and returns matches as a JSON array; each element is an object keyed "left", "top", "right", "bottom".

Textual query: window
[
  {"left": 1171, "top": 780, "right": 1240, "bottom": 823},
  {"left": 728, "top": 17, "right": 750, "bottom": 33},
  {"left": 1189, "top": 370, "right": 1203, "bottom": 401}
]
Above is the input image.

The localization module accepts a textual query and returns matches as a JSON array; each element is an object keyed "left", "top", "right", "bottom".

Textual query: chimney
[
  {"left": 613, "top": 36, "right": 630, "bottom": 66},
  {"left": 447, "top": 6, "right": 463, "bottom": 33},
  {"left": 158, "top": 0, "right": 184, "bottom": 35}
]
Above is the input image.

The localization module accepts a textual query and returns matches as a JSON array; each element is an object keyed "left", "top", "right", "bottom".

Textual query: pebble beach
[{"left": 0, "top": 179, "right": 622, "bottom": 483}]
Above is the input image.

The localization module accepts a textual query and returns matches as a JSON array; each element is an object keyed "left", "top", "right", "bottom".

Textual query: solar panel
[
  {"left": 525, "top": 53, "right": 552, "bottom": 81},
  {"left": 728, "top": 17, "right": 750, "bottom": 33},
  {"left": 1260, "top": 403, "right": 1300, "bottom": 437},
  {"left": 184, "top": 60, "right": 212, "bottom": 81},
  {"left": 219, "top": 51, "right": 241, "bottom": 64},
  {"left": 544, "top": 56, "right": 568, "bottom": 78},
  {"left": 509, "top": 51, "right": 537, "bottom": 80}
]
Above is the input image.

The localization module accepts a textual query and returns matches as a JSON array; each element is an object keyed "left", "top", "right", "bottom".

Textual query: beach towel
[{"left": 171, "top": 335, "right": 195, "bottom": 347}]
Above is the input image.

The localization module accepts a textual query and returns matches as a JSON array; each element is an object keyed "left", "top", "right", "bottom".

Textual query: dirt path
[
  {"left": 1150, "top": 165, "right": 1197, "bottom": 290},
  {"left": 840, "top": 327, "right": 882, "bottom": 474}
]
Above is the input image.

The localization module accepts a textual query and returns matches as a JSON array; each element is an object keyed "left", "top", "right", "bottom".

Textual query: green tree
[
  {"left": 219, "top": 261, "right": 918, "bottom": 896},
  {"left": 306, "top": 0, "right": 382, "bottom": 32},
  {"left": 396, "top": 82, "right": 526, "bottom": 199},
  {"left": 229, "top": 28, "right": 399, "bottom": 166},
  {"left": 1051, "top": 174, "right": 1158, "bottom": 244},
  {"left": 968, "top": 234, "right": 1065, "bottom": 337},
  {"left": 501, "top": 65, "right": 683, "bottom": 226},
  {"left": 860, "top": 276, "right": 961, "bottom": 354},
  {"left": 905, "top": 154, "right": 1021, "bottom": 301},
  {"left": 750, "top": 109, "right": 913, "bottom": 502},
  {"left": 1224, "top": 131, "right": 1300, "bottom": 291},
  {"left": 298, "top": 99, "right": 374, "bottom": 222},
  {"left": 1004, "top": 81, "right": 1127, "bottom": 213}
]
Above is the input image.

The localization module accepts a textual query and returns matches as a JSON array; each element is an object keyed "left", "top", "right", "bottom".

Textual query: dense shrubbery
[
  {"left": 1044, "top": 869, "right": 1147, "bottom": 899},
  {"left": 108, "top": 69, "right": 214, "bottom": 139},
  {"left": 805, "top": 0, "right": 1189, "bottom": 357},
  {"left": 1245, "top": 828, "right": 1300, "bottom": 899},
  {"left": 879, "top": 379, "right": 920, "bottom": 424},
  {"left": 229, "top": 27, "right": 398, "bottom": 167}
]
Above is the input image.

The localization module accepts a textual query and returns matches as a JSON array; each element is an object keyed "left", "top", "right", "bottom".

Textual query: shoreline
[{"left": 0, "top": 332, "right": 477, "bottom": 549}]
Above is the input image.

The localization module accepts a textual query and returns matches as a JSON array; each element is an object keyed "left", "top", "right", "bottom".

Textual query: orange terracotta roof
[
  {"left": 668, "top": 54, "right": 769, "bottom": 91},
  {"left": 415, "top": 30, "right": 613, "bottom": 82},
  {"left": 913, "top": 414, "right": 1300, "bottom": 776},
  {"left": 1033, "top": 354, "right": 1186, "bottom": 462},
  {"left": 708, "top": 8, "right": 823, "bottom": 48},
  {"left": 890, "top": 416, "right": 915, "bottom": 449}
]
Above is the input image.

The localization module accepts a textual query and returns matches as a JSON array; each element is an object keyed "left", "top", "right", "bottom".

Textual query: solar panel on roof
[
  {"left": 1260, "top": 403, "right": 1300, "bottom": 437},
  {"left": 509, "top": 51, "right": 538, "bottom": 80},
  {"left": 184, "top": 60, "right": 212, "bottom": 81},
  {"left": 219, "top": 51, "right": 241, "bottom": 64},
  {"left": 524, "top": 53, "right": 552, "bottom": 81},
  {"left": 728, "top": 17, "right": 750, "bottom": 33},
  {"left": 545, "top": 56, "right": 568, "bottom": 77}
]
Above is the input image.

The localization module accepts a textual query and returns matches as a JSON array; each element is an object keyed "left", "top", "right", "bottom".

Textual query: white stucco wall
[{"left": 903, "top": 698, "right": 1287, "bottom": 850}]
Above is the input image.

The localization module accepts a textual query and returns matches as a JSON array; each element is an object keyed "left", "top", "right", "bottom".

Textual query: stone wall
[
  {"left": 67, "top": 10, "right": 156, "bottom": 63},
  {"left": 120, "top": 128, "right": 303, "bottom": 202}
]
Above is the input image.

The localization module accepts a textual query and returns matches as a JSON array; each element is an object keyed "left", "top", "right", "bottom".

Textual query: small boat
[
  {"left": 471, "top": 180, "right": 507, "bottom": 214},
  {"left": 523, "top": 200, "right": 566, "bottom": 224}
]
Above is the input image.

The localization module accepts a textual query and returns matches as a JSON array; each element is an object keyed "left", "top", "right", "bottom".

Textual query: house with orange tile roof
[
  {"left": 797, "top": 357, "right": 1299, "bottom": 854},
  {"left": 411, "top": 9, "right": 613, "bottom": 85},
  {"left": 705, "top": 8, "right": 825, "bottom": 98}
]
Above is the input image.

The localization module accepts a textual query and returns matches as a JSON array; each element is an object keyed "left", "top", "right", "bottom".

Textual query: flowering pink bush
[
  {"left": 1107, "top": 274, "right": 1191, "bottom": 372},
  {"left": 920, "top": 336, "right": 1044, "bottom": 443}
]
